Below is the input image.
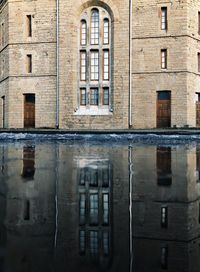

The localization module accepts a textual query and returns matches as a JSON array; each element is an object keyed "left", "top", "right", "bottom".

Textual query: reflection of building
[
  {"left": 132, "top": 145, "right": 200, "bottom": 272},
  {"left": 0, "top": 143, "right": 130, "bottom": 272}
]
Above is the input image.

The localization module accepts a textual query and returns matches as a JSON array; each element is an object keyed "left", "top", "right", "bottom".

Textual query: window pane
[
  {"left": 103, "top": 50, "right": 109, "bottom": 80},
  {"left": 80, "top": 89, "right": 86, "bottom": 106},
  {"left": 161, "top": 49, "right": 167, "bottom": 69},
  {"left": 79, "top": 230, "right": 86, "bottom": 255},
  {"left": 103, "top": 19, "right": 109, "bottom": 44},
  {"left": 91, "top": 9, "right": 99, "bottom": 45},
  {"left": 91, "top": 51, "right": 99, "bottom": 80},
  {"left": 103, "top": 231, "right": 109, "bottom": 256},
  {"left": 103, "top": 88, "right": 109, "bottom": 105},
  {"left": 81, "top": 20, "right": 87, "bottom": 46},
  {"left": 90, "top": 88, "right": 99, "bottom": 105},
  {"left": 161, "top": 7, "right": 167, "bottom": 30},
  {"left": 80, "top": 51, "right": 86, "bottom": 81}
]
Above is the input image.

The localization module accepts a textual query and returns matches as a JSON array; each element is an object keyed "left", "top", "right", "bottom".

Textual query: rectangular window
[
  {"left": 90, "top": 193, "right": 98, "bottom": 225},
  {"left": 103, "top": 50, "right": 109, "bottom": 80},
  {"left": 26, "top": 54, "right": 32, "bottom": 73},
  {"left": 161, "top": 207, "right": 168, "bottom": 228},
  {"left": 103, "top": 19, "right": 109, "bottom": 44},
  {"left": 90, "top": 88, "right": 99, "bottom": 105},
  {"left": 80, "top": 89, "right": 86, "bottom": 106},
  {"left": 81, "top": 20, "right": 87, "bottom": 45},
  {"left": 91, "top": 51, "right": 99, "bottom": 80},
  {"left": 91, "top": 11, "right": 99, "bottom": 45},
  {"left": 80, "top": 51, "right": 86, "bottom": 81},
  {"left": 161, "top": 7, "right": 167, "bottom": 30},
  {"left": 199, "top": 12, "right": 200, "bottom": 34},
  {"left": 161, "top": 49, "right": 167, "bottom": 69},
  {"left": 103, "top": 88, "right": 109, "bottom": 106},
  {"left": 26, "top": 15, "right": 32, "bottom": 37},
  {"left": 198, "top": 53, "right": 200, "bottom": 72},
  {"left": 1, "top": 23, "right": 5, "bottom": 46},
  {"left": 79, "top": 193, "right": 86, "bottom": 225},
  {"left": 102, "top": 167, "right": 110, "bottom": 187},
  {"left": 103, "top": 193, "right": 109, "bottom": 225}
]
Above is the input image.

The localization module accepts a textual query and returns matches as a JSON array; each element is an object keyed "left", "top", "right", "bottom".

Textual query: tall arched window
[{"left": 78, "top": 7, "right": 112, "bottom": 114}]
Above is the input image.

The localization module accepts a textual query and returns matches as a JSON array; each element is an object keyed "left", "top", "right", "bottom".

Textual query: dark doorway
[
  {"left": 157, "top": 91, "right": 171, "bottom": 128},
  {"left": 24, "top": 94, "right": 35, "bottom": 128}
]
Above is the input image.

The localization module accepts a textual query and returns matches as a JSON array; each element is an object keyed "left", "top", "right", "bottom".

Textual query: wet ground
[{"left": 0, "top": 134, "right": 200, "bottom": 272}]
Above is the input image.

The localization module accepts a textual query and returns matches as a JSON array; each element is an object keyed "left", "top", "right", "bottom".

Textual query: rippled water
[{"left": 0, "top": 134, "right": 199, "bottom": 272}]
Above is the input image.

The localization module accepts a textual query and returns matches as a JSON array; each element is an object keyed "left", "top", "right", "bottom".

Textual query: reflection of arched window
[{"left": 78, "top": 7, "right": 112, "bottom": 113}]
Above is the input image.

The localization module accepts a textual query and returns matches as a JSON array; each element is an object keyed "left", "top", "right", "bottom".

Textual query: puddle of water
[{"left": 0, "top": 138, "right": 199, "bottom": 272}]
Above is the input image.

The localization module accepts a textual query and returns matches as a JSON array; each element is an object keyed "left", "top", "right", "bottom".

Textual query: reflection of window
[
  {"left": 161, "top": 246, "right": 168, "bottom": 270},
  {"left": 157, "top": 147, "right": 172, "bottom": 186},
  {"left": 102, "top": 167, "right": 109, "bottom": 187},
  {"left": 22, "top": 146, "right": 35, "bottom": 180},
  {"left": 79, "top": 230, "right": 86, "bottom": 255},
  {"left": 103, "top": 231, "right": 109, "bottom": 256},
  {"left": 90, "top": 231, "right": 99, "bottom": 256},
  {"left": 103, "top": 193, "right": 109, "bottom": 225},
  {"left": 90, "top": 193, "right": 99, "bottom": 225},
  {"left": 161, "top": 207, "right": 168, "bottom": 228},
  {"left": 90, "top": 169, "right": 98, "bottom": 187},
  {"left": 24, "top": 200, "right": 30, "bottom": 221},
  {"left": 79, "top": 194, "right": 86, "bottom": 225}
]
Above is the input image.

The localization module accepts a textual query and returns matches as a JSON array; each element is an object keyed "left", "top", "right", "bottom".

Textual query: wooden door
[
  {"left": 196, "top": 102, "right": 200, "bottom": 127},
  {"left": 157, "top": 92, "right": 171, "bottom": 128},
  {"left": 24, "top": 94, "right": 35, "bottom": 128}
]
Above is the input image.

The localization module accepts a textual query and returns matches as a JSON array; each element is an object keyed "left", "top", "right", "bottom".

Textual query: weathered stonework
[{"left": 0, "top": 0, "right": 200, "bottom": 129}]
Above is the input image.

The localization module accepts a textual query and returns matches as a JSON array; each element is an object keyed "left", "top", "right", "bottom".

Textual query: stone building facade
[{"left": 1, "top": 0, "right": 200, "bottom": 129}]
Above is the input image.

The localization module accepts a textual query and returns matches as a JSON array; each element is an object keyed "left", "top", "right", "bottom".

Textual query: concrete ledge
[{"left": 1, "top": 128, "right": 200, "bottom": 135}]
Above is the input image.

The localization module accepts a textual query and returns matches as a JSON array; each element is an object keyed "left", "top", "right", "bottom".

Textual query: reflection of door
[
  {"left": 196, "top": 93, "right": 200, "bottom": 127},
  {"left": 157, "top": 91, "right": 171, "bottom": 128},
  {"left": 24, "top": 94, "right": 35, "bottom": 128},
  {"left": 2, "top": 96, "right": 5, "bottom": 128}
]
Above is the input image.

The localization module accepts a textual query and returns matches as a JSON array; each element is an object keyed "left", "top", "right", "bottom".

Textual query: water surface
[{"left": 0, "top": 135, "right": 199, "bottom": 272}]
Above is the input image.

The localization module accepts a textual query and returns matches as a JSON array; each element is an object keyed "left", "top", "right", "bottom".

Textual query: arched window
[{"left": 78, "top": 7, "right": 112, "bottom": 114}]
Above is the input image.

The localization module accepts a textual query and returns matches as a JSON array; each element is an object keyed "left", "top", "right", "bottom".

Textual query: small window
[
  {"left": 103, "top": 231, "right": 109, "bottom": 256},
  {"left": 26, "top": 54, "right": 32, "bottom": 73},
  {"left": 80, "top": 89, "right": 86, "bottom": 106},
  {"left": 198, "top": 12, "right": 200, "bottom": 35},
  {"left": 161, "top": 7, "right": 167, "bottom": 30},
  {"left": 161, "top": 49, "right": 167, "bottom": 69},
  {"left": 103, "top": 19, "right": 109, "bottom": 44},
  {"left": 81, "top": 20, "right": 87, "bottom": 46},
  {"left": 26, "top": 15, "right": 32, "bottom": 37},
  {"left": 103, "top": 193, "right": 109, "bottom": 225},
  {"left": 90, "top": 231, "right": 99, "bottom": 256},
  {"left": 103, "top": 88, "right": 109, "bottom": 105},
  {"left": 161, "top": 207, "right": 168, "bottom": 228},
  {"left": 90, "top": 88, "right": 99, "bottom": 105},
  {"left": 157, "top": 147, "right": 172, "bottom": 186}
]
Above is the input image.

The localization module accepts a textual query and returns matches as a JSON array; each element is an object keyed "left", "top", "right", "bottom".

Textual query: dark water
[{"left": 0, "top": 136, "right": 200, "bottom": 272}]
